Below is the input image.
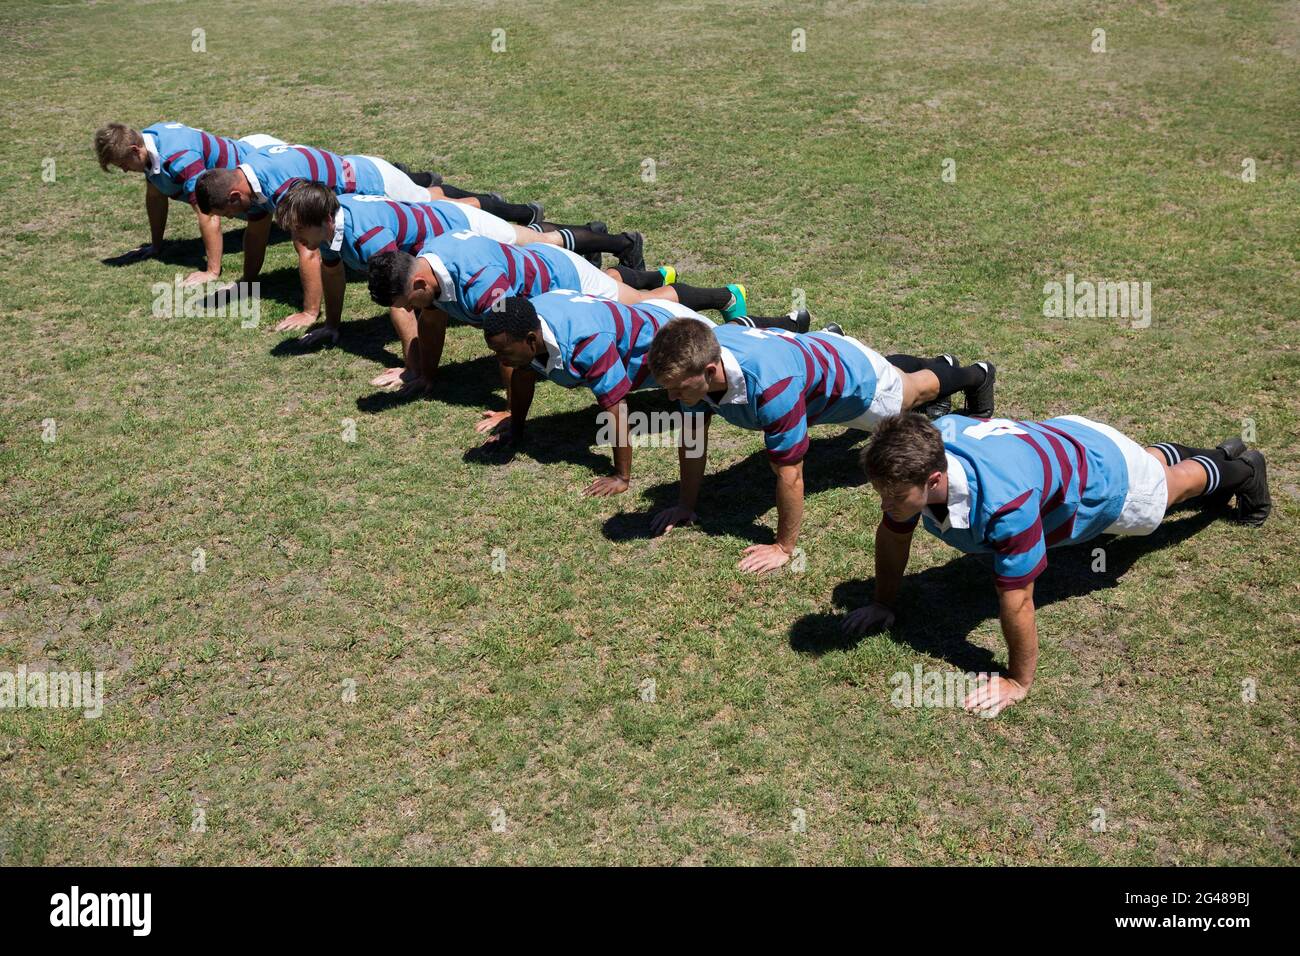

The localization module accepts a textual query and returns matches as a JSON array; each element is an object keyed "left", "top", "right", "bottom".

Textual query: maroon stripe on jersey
[
  {"left": 386, "top": 201, "right": 408, "bottom": 247},
  {"left": 527, "top": 251, "right": 552, "bottom": 294},
  {"left": 164, "top": 151, "right": 188, "bottom": 167},
  {"left": 769, "top": 436, "right": 809, "bottom": 465},
  {"left": 584, "top": 342, "right": 622, "bottom": 382},
  {"left": 423, "top": 205, "right": 444, "bottom": 237},
  {"left": 177, "top": 160, "right": 205, "bottom": 183},
  {"left": 995, "top": 554, "right": 1047, "bottom": 591},
  {"left": 353, "top": 226, "right": 384, "bottom": 253},
  {"left": 473, "top": 275, "right": 511, "bottom": 315},
  {"left": 1045, "top": 515, "right": 1075, "bottom": 547},
  {"left": 216, "top": 137, "right": 229, "bottom": 169},
  {"left": 408, "top": 207, "right": 428, "bottom": 252},
  {"left": 758, "top": 376, "right": 796, "bottom": 407},
  {"left": 882, "top": 512, "right": 920, "bottom": 534},
  {"left": 1013, "top": 432, "right": 1053, "bottom": 506},
  {"left": 598, "top": 378, "right": 633, "bottom": 409},
  {"left": 341, "top": 158, "right": 355, "bottom": 192},
  {"left": 992, "top": 489, "right": 1035, "bottom": 519},
  {"left": 1032, "top": 427, "right": 1072, "bottom": 514},
  {"left": 992, "top": 518, "right": 1043, "bottom": 557},
  {"left": 764, "top": 402, "right": 808, "bottom": 439},
  {"left": 378, "top": 241, "right": 398, "bottom": 254},
  {"left": 294, "top": 147, "right": 321, "bottom": 185},
  {"left": 273, "top": 177, "right": 304, "bottom": 200},
  {"left": 1037, "top": 422, "right": 1090, "bottom": 501},
  {"left": 812, "top": 338, "right": 847, "bottom": 415},
  {"left": 571, "top": 334, "right": 598, "bottom": 366},
  {"left": 519, "top": 250, "right": 537, "bottom": 293},
  {"left": 603, "top": 300, "right": 627, "bottom": 342},
  {"left": 200, "top": 132, "right": 213, "bottom": 164}
]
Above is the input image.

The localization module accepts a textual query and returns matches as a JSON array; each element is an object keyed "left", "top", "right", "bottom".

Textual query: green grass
[{"left": 1, "top": 0, "right": 1297, "bottom": 865}]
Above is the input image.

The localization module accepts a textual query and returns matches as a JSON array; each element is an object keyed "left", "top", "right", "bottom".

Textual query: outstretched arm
[
  {"left": 183, "top": 208, "right": 225, "bottom": 285},
  {"left": 585, "top": 399, "right": 634, "bottom": 497},
  {"left": 146, "top": 182, "right": 169, "bottom": 249},
  {"left": 651, "top": 413, "right": 710, "bottom": 534},
  {"left": 964, "top": 584, "right": 1036, "bottom": 717},
  {"left": 739, "top": 459, "right": 805, "bottom": 573},
  {"left": 842, "top": 519, "right": 915, "bottom": 636}
]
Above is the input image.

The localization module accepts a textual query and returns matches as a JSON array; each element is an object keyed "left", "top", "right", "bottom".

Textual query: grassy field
[{"left": 1, "top": 0, "right": 1297, "bottom": 865}]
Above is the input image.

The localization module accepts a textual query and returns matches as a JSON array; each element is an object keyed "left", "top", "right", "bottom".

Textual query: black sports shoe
[
  {"left": 1234, "top": 449, "right": 1271, "bottom": 526},
  {"left": 1217, "top": 437, "right": 1247, "bottom": 459},
  {"left": 527, "top": 201, "right": 545, "bottom": 227},
  {"left": 821, "top": 323, "right": 844, "bottom": 336},
  {"left": 393, "top": 162, "right": 442, "bottom": 188},
  {"left": 792, "top": 309, "right": 811, "bottom": 333},
  {"left": 919, "top": 355, "right": 958, "bottom": 419},
  {"left": 617, "top": 231, "right": 645, "bottom": 270},
  {"left": 962, "top": 361, "right": 995, "bottom": 418}
]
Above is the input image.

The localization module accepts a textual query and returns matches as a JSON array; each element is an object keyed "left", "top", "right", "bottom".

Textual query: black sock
[
  {"left": 407, "top": 171, "right": 435, "bottom": 187},
  {"left": 1151, "top": 442, "right": 1253, "bottom": 497},
  {"left": 670, "top": 282, "right": 731, "bottom": 313},
  {"left": 735, "top": 313, "right": 800, "bottom": 332},
  {"left": 888, "top": 354, "right": 985, "bottom": 398},
  {"left": 614, "top": 265, "right": 664, "bottom": 290},
  {"left": 537, "top": 222, "right": 629, "bottom": 257},
  {"left": 451, "top": 191, "right": 535, "bottom": 225}
]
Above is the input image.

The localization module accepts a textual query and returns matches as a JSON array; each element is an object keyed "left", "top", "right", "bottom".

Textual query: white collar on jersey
[
  {"left": 142, "top": 133, "right": 162, "bottom": 175},
  {"left": 419, "top": 253, "right": 456, "bottom": 302},
  {"left": 534, "top": 315, "right": 562, "bottom": 375},
  {"left": 706, "top": 346, "right": 747, "bottom": 407},
  {"left": 924, "top": 451, "right": 971, "bottom": 530},
  {"left": 329, "top": 208, "right": 345, "bottom": 253},
  {"left": 236, "top": 163, "right": 268, "bottom": 204}
]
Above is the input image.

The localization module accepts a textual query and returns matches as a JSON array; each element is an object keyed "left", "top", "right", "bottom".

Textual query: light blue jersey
[
  {"left": 682, "top": 325, "right": 881, "bottom": 464},
  {"left": 142, "top": 122, "right": 253, "bottom": 205},
  {"left": 321, "top": 195, "right": 472, "bottom": 271},
  {"left": 417, "top": 232, "right": 585, "bottom": 326},
  {"left": 529, "top": 290, "right": 686, "bottom": 408},
  {"left": 887, "top": 415, "right": 1133, "bottom": 590},
  {"left": 239, "top": 144, "right": 385, "bottom": 215}
]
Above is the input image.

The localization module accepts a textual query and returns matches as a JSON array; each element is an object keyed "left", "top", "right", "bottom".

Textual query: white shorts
[
  {"left": 1058, "top": 415, "right": 1168, "bottom": 535},
  {"left": 826, "top": 334, "right": 905, "bottom": 431},
  {"left": 556, "top": 247, "right": 620, "bottom": 299},
  {"left": 237, "top": 134, "right": 285, "bottom": 149},
  {"left": 458, "top": 203, "right": 518, "bottom": 244},
  {"left": 363, "top": 155, "right": 433, "bottom": 204}
]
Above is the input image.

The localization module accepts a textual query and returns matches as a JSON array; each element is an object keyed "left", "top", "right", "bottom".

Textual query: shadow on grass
[
  {"left": 600, "top": 428, "right": 870, "bottom": 544},
  {"left": 788, "top": 506, "right": 1225, "bottom": 671}
]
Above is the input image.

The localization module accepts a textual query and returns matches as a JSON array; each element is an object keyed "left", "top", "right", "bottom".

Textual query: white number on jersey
[{"left": 963, "top": 419, "right": 1028, "bottom": 440}]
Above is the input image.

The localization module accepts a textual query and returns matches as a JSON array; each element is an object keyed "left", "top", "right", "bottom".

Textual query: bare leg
[
  {"left": 899, "top": 369, "right": 941, "bottom": 408},
  {"left": 1146, "top": 448, "right": 1209, "bottom": 507}
]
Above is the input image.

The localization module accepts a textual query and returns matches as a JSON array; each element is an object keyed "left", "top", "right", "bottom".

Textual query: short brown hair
[
  {"left": 93, "top": 123, "right": 143, "bottom": 170},
  {"left": 647, "top": 317, "right": 722, "bottom": 383},
  {"left": 860, "top": 413, "right": 947, "bottom": 488},
  {"left": 274, "top": 181, "right": 339, "bottom": 233},
  {"left": 193, "top": 168, "right": 242, "bottom": 214}
]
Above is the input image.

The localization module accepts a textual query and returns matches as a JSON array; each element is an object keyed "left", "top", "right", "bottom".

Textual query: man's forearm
[
  {"left": 772, "top": 461, "right": 805, "bottom": 552},
  {"left": 415, "top": 308, "right": 447, "bottom": 383},
  {"left": 295, "top": 241, "right": 322, "bottom": 315},
  {"left": 196, "top": 210, "right": 224, "bottom": 274},
  {"left": 321, "top": 263, "right": 345, "bottom": 328},
  {"left": 998, "top": 585, "right": 1039, "bottom": 686},
  {"left": 509, "top": 365, "right": 536, "bottom": 436},
  {"left": 240, "top": 217, "right": 271, "bottom": 280},
  {"left": 676, "top": 416, "right": 709, "bottom": 509},
  {"left": 873, "top": 522, "right": 914, "bottom": 608},
  {"left": 146, "top": 184, "right": 168, "bottom": 247},
  {"left": 610, "top": 400, "right": 633, "bottom": 479}
]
